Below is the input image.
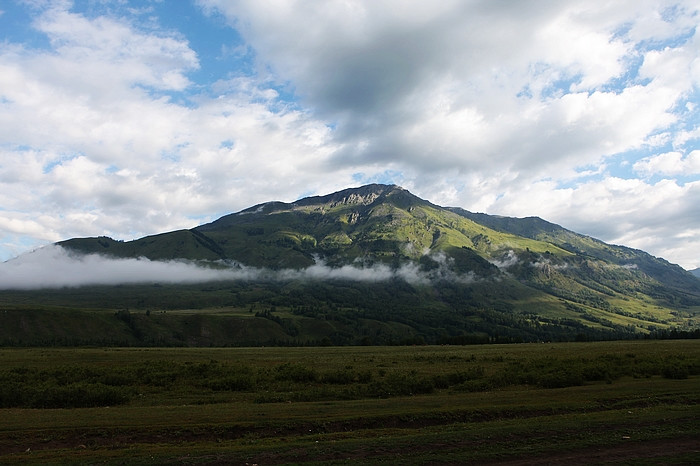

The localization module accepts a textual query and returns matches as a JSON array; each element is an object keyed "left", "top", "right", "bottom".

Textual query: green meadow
[{"left": 0, "top": 340, "right": 698, "bottom": 464}]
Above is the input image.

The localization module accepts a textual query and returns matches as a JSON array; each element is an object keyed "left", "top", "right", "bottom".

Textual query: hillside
[
  {"left": 3, "top": 184, "right": 699, "bottom": 346},
  {"left": 61, "top": 184, "right": 578, "bottom": 269}
]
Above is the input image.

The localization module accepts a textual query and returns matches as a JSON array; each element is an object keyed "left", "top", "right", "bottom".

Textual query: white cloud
[
  {"left": 477, "top": 177, "right": 700, "bottom": 269},
  {"left": 0, "top": 245, "right": 239, "bottom": 289},
  {"left": 0, "top": 4, "right": 356, "bottom": 256},
  {"left": 633, "top": 151, "right": 700, "bottom": 176},
  {"left": 35, "top": 6, "right": 198, "bottom": 91},
  {"left": 0, "top": 246, "right": 475, "bottom": 289},
  {"left": 0, "top": 0, "right": 699, "bottom": 273},
  {"left": 199, "top": 0, "right": 698, "bottom": 211},
  {"left": 490, "top": 250, "right": 519, "bottom": 270}
]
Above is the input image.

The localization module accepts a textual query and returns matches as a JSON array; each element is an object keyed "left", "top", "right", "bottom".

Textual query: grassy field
[{"left": 0, "top": 340, "right": 698, "bottom": 464}]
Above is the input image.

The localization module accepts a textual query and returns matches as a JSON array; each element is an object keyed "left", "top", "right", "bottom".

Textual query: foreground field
[{"left": 0, "top": 340, "right": 699, "bottom": 464}]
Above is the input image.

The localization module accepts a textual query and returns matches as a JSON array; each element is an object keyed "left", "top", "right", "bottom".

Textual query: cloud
[
  {"left": 0, "top": 3, "right": 355, "bottom": 256},
  {"left": 203, "top": 0, "right": 691, "bottom": 177},
  {"left": 481, "top": 177, "right": 700, "bottom": 269},
  {"left": 0, "top": 245, "right": 241, "bottom": 289},
  {"left": 197, "top": 0, "right": 699, "bottom": 271},
  {"left": 0, "top": 246, "right": 477, "bottom": 290},
  {"left": 490, "top": 250, "right": 520, "bottom": 270},
  {"left": 633, "top": 150, "right": 700, "bottom": 176},
  {"left": 0, "top": 1, "right": 698, "bottom": 273}
]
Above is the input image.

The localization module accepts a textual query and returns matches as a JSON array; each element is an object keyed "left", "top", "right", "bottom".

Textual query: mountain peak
[{"left": 293, "top": 184, "right": 404, "bottom": 209}]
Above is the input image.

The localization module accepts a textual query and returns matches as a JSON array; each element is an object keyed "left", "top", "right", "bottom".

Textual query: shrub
[
  {"left": 274, "top": 363, "right": 317, "bottom": 383},
  {"left": 31, "top": 382, "right": 131, "bottom": 408},
  {"left": 662, "top": 364, "right": 689, "bottom": 380},
  {"left": 374, "top": 372, "right": 435, "bottom": 396},
  {"left": 537, "top": 369, "right": 585, "bottom": 389},
  {"left": 207, "top": 375, "right": 254, "bottom": 391},
  {"left": 321, "top": 369, "right": 357, "bottom": 384},
  {"left": 433, "top": 368, "right": 485, "bottom": 389},
  {"left": 0, "top": 381, "right": 30, "bottom": 408},
  {"left": 100, "top": 372, "right": 136, "bottom": 387}
]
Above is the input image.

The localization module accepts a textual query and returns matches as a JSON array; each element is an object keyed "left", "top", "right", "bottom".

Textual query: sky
[{"left": 0, "top": 0, "right": 698, "bottom": 271}]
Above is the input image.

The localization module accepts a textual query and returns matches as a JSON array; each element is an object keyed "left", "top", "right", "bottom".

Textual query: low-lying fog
[{"left": 0, "top": 245, "right": 477, "bottom": 289}]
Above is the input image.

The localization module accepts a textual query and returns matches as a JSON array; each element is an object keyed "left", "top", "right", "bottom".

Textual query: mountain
[
  {"left": 691, "top": 268, "right": 700, "bottom": 278},
  {"left": 4, "top": 184, "right": 699, "bottom": 346},
  {"left": 58, "top": 184, "right": 571, "bottom": 269}
]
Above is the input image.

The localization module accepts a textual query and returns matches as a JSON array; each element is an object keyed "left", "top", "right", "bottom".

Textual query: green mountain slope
[
  {"left": 14, "top": 184, "right": 700, "bottom": 346},
  {"left": 451, "top": 208, "right": 697, "bottom": 288},
  {"left": 193, "top": 184, "right": 573, "bottom": 269},
  {"left": 59, "top": 229, "right": 224, "bottom": 261},
  {"left": 62, "top": 184, "right": 572, "bottom": 269}
]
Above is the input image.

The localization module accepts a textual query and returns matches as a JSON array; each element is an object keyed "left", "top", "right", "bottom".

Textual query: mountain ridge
[
  {"left": 13, "top": 183, "right": 697, "bottom": 346},
  {"left": 60, "top": 184, "right": 697, "bottom": 282},
  {"left": 448, "top": 206, "right": 699, "bottom": 293}
]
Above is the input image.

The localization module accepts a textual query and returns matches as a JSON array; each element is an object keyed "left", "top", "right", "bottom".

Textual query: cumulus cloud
[
  {"left": 200, "top": 0, "right": 699, "bottom": 268},
  {"left": 0, "top": 0, "right": 699, "bottom": 272},
  {"left": 0, "top": 246, "right": 477, "bottom": 290},
  {"left": 633, "top": 151, "right": 700, "bottom": 176},
  {"left": 481, "top": 177, "right": 700, "bottom": 268},
  {"left": 0, "top": 3, "right": 354, "bottom": 256},
  {"left": 204, "top": 0, "right": 691, "bottom": 177}
]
